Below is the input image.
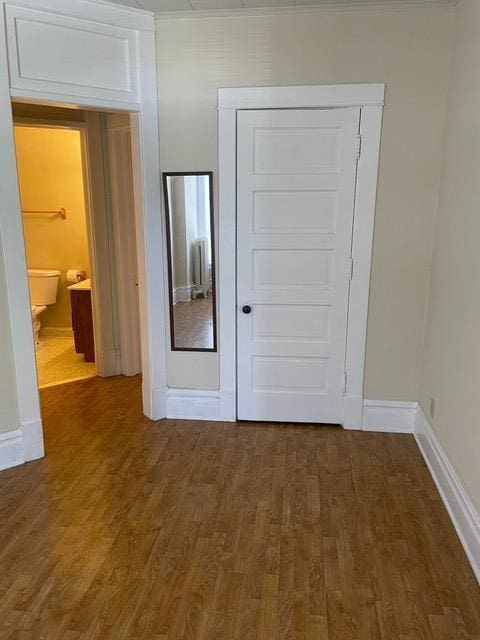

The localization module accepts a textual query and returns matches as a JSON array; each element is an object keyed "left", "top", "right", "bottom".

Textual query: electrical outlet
[{"left": 430, "top": 397, "right": 435, "bottom": 420}]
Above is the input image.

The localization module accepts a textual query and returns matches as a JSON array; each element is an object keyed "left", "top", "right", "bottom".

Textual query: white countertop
[{"left": 67, "top": 278, "right": 91, "bottom": 291}]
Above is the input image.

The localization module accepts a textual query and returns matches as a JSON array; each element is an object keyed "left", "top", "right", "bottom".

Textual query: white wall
[
  {"left": 156, "top": 6, "right": 454, "bottom": 394},
  {"left": 419, "top": 0, "right": 480, "bottom": 510}
]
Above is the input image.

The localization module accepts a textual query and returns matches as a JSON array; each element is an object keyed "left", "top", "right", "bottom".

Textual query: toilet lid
[{"left": 28, "top": 269, "right": 61, "bottom": 277}]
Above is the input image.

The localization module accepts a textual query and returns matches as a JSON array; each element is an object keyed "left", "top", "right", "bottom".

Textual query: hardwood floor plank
[{"left": 0, "top": 376, "right": 478, "bottom": 639}]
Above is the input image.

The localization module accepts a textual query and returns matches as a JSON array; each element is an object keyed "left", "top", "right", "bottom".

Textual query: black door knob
[{"left": 242, "top": 305, "right": 252, "bottom": 314}]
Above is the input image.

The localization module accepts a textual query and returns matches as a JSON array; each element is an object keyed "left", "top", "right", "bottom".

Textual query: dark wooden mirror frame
[{"left": 162, "top": 171, "right": 217, "bottom": 352}]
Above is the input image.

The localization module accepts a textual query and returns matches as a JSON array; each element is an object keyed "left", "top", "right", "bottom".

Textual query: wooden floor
[
  {"left": 173, "top": 297, "right": 214, "bottom": 349},
  {"left": 0, "top": 376, "right": 479, "bottom": 639}
]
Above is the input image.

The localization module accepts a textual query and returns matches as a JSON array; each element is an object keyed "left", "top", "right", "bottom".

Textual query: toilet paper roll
[{"left": 67, "top": 269, "right": 86, "bottom": 283}]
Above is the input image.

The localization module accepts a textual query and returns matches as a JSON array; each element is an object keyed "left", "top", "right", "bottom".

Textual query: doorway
[
  {"left": 0, "top": 0, "right": 166, "bottom": 469},
  {"left": 12, "top": 102, "right": 142, "bottom": 391}
]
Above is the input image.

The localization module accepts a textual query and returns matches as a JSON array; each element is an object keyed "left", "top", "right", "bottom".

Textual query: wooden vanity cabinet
[{"left": 70, "top": 289, "right": 95, "bottom": 362}]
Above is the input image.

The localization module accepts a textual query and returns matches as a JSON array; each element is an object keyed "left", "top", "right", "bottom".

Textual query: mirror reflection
[{"left": 163, "top": 172, "right": 216, "bottom": 351}]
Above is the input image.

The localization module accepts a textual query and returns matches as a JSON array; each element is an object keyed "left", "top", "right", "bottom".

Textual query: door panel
[
  {"left": 237, "top": 108, "right": 360, "bottom": 423},
  {"left": 5, "top": 5, "right": 139, "bottom": 105},
  {"left": 253, "top": 190, "right": 338, "bottom": 234}
]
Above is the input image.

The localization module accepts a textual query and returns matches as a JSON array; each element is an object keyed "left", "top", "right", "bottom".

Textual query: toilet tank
[{"left": 28, "top": 269, "right": 61, "bottom": 306}]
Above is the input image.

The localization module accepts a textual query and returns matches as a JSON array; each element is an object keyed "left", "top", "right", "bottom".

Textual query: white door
[{"left": 237, "top": 107, "right": 360, "bottom": 423}]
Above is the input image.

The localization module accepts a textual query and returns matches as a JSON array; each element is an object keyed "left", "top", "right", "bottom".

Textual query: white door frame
[
  {"left": 218, "top": 84, "right": 384, "bottom": 428},
  {"left": 104, "top": 114, "right": 142, "bottom": 377},
  {"left": 0, "top": 0, "right": 167, "bottom": 465},
  {"left": 82, "top": 112, "right": 122, "bottom": 377}
]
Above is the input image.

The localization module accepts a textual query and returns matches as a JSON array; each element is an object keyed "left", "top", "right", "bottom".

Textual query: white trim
[
  {"left": 101, "top": 347, "right": 121, "bottom": 376},
  {"left": 130, "top": 29, "right": 168, "bottom": 418},
  {"left": 0, "top": 429, "right": 24, "bottom": 471},
  {"left": 218, "top": 84, "right": 385, "bottom": 110},
  {"left": 164, "top": 392, "right": 418, "bottom": 432},
  {"left": 156, "top": 1, "right": 457, "bottom": 20},
  {"left": 11, "top": 89, "right": 140, "bottom": 113},
  {"left": 415, "top": 405, "right": 480, "bottom": 585},
  {"left": 218, "top": 83, "right": 384, "bottom": 428},
  {"left": 166, "top": 392, "right": 420, "bottom": 431},
  {"left": 0, "top": 3, "right": 41, "bottom": 449},
  {"left": 344, "top": 104, "right": 383, "bottom": 428},
  {"left": 218, "top": 105, "right": 237, "bottom": 422},
  {"left": 21, "top": 417, "right": 44, "bottom": 461},
  {"left": 104, "top": 116, "right": 142, "bottom": 377},
  {"left": 219, "top": 387, "right": 236, "bottom": 422},
  {"left": 164, "top": 393, "right": 421, "bottom": 432},
  {"left": 0, "top": 417, "right": 44, "bottom": 472},
  {"left": 151, "top": 385, "right": 168, "bottom": 421},
  {"left": 82, "top": 114, "right": 120, "bottom": 377},
  {"left": 362, "top": 399, "right": 417, "bottom": 433},
  {"left": 344, "top": 394, "right": 364, "bottom": 430},
  {"left": 6, "top": 0, "right": 153, "bottom": 30},
  {"left": 167, "top": 388, "right": 220, "bottom": 421},
  {"left": 173, "top": 285, "right": 193, "bottom": 304}
]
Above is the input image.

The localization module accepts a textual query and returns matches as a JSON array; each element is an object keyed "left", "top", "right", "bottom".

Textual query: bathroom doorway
[
  {"left": 14, "top": 120, "right": 95, "bottom": 387},
  {"left": 12, "top": 102, "right": 142, "bottom": 390}
]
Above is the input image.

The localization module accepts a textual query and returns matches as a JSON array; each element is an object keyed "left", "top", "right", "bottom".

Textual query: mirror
[{"left": 163, "top": 172, "right": 217, "bottom": 352}]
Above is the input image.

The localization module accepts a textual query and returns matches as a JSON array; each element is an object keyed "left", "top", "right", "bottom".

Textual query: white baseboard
[
  {"left": 163, "top": 393, "right": 418, "bottom": 429},
  {"left": 0, "top": 429, "right": 24, "bottom": 471},
  {"left": 149, "top": 385, "right": 167, "bottom": 421},
  {"left": 166, "top": 387, "right": 236, "bottom": 422},
  {"left": 362, "top": 399, "right": 417, "bottom": 433},
  {"left": 173, "top": 285, "right": 193, "bottom": 305},
  {"left": 100, "top": 348, "right": 121, "bottom": 376},
  {"left": 167, "top": 388, "right": 220, "bottom": 420},
  {"left": 343, "top": 394, "right": 363, "bottom": 430},
  {"left": 415, "top": 406, "right": 480, "bottom": 585},
  {"left": 40, "top": 327, "right": 73, "bottom": 338},
  {"left": 21, "top": 418, "right": 45, "bottom": 461},
  {"left": 219, "top": 387, "right": 236, "bottom": 422},
  {"left": 0, "top": 417, "right": 45, "bottom": 472}
]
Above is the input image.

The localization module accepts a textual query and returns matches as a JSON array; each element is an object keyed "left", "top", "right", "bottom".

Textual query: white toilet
[{"left": 28, "top": 269, "right": 60, "bottom": 349}]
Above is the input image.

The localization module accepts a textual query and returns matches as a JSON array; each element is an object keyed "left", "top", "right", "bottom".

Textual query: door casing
[
  {"left": 218, "top": 84, "right": 384, "bottom": 429},
  {"left": 103, "top": 113, "right": 142, "bottom": 377}
]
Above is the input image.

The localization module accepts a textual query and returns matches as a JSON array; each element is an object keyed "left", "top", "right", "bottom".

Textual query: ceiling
[{"left": 104, "top": 0, "right": 456, "bottom": 14}]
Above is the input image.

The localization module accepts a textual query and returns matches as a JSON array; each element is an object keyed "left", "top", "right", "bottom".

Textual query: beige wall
[
  {"left": 156, "top": 6, "right": 454, "bottom": 393},
  {"left": 0, "top": 243, "right": 20, "bottom": 433},
  {"left": 14, "top": 126, "right": 90, "bottom": 330},
  {"left": 419, "top": 0, "right": 480, "bottom": 509}
]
